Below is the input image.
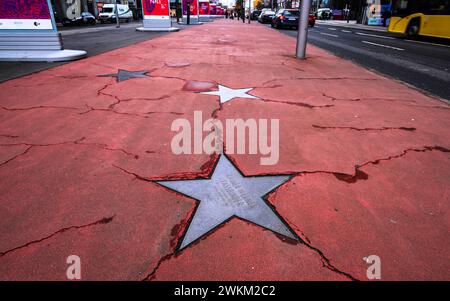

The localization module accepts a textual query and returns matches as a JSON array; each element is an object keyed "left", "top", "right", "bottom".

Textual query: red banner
[
  {"left": 210, "top": 4, "right": 217, "bottom": 15},
  {"left": 199, "top": 2, "right": 210, "bottom": 16},
  {"left": 143, "top": 0, "right": 169, "bottom": 17},
  {"left": 183, "top": 0, "right": 198, "bottom": 16}
]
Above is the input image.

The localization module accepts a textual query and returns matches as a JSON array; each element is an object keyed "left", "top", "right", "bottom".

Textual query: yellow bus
[{"left": 388, "top": 0, "right": 450, "bottom": 39}]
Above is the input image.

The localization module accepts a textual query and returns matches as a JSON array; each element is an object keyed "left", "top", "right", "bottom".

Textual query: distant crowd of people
[{"left": 225, "top": 8, "right": 247, "bottom": 23}]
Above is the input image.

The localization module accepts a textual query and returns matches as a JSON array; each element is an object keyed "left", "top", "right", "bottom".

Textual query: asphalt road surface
[
  {"left": 0, "top": 21, "right": 184, "bottom": 83},
  {"left": 266, "top": 21, "right": 450, "bottom": 101}
]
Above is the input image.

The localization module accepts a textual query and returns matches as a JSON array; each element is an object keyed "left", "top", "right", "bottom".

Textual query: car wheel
[{"left": 406, "top": 18, "right": 420, "bottom": 38}]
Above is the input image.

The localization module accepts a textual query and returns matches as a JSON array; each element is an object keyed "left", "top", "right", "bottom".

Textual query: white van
[
  {"left": 98, "top": 4, "right": 133, "bottom": 23},
  {"left": 317, "top": 8, "right": 333, "bottom": 20}
]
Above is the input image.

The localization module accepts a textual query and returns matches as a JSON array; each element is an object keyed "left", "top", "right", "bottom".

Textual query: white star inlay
[{"left": 200, "top": 85, "right": 260, "bottom": 104}]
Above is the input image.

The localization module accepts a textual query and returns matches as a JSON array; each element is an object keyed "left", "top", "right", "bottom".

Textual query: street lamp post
[
  {"left": 187, "top": 1, "right": 191, "bottom": 25},
  {"left": 114, "top": 0, "right": 120, "bottom": 28},
  {"left": 248, "top": 0, "right": 251, "bottom": 24},
  {"left": 295, "top": 0, "right": 312, "bottom": 59}
]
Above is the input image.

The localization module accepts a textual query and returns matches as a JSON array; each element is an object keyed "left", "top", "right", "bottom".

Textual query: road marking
[
  {"left": 341, "top": 30, "right": 352, "bottom": 33},
  {"left": 328, "top": 27, "right": 337, "bottom": 31},
  {"left": 362, "top": 40, "right": 404, "bottom": 51},
  {"left": 405, "top": 39, "right": 450, "bottom": 48},
  {"left": 320, "top": 32, "right": 339, "bottom": 38},
  {"left": 356, "top": 32, "right": 395, "bottom": 40}
]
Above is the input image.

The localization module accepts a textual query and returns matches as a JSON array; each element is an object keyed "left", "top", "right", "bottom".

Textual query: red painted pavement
[{"left": 0, "top": 20, "right": 449, "bottom": 280}]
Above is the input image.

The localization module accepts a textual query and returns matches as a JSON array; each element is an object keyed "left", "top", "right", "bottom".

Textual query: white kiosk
[
  {"left": 136, "top": 0, "right": 179, "bottom": 32},
  {"left": 0, "top": 0, "right": 86, "bottom": 62}
]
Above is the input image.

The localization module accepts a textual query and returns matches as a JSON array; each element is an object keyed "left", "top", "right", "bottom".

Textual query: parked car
[
  {"left": 250, "top": 10, "right": 262, "bottom": 20},
  {"left": 258, "top": 11, "right": 275, "bottom": 24},
  {"left": 98, "top": 4, "right": 133, "bottom": 23},
  {"left": 62, "top": 12, "right": 96, "bottom": 26},
  {"left": 271, "top": 9, "right": 316, "bottom": 29}
]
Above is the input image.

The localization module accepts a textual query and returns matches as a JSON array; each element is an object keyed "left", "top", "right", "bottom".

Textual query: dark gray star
[
  {"left": 156, "top": 155, "right": 298, "bottom": 250},
  {"left": 99, "top": 69, "right": 149, "bottom": 82}
]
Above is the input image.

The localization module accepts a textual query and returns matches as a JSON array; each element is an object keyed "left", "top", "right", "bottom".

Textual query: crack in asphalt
[
  {"left": 0, "top": 137, "right": 138, "bottom": 166},
  {"left": 275, "top": 216, "right": 358, "bottom": 280},
  {"left": 0, "top": 216, "right": 114, "bottom": 258},
  {"left": 320, "top": 92, "right": 422, "bottom": 103},
  {"left": 312, "top": 124, "right": 417, "bottom": 132},
  {"left": 262, "top": 77, "right": 376, "bottom": 86},
  {"left": 97, "top": 83, "right": 122, "bottom": 108},
  {"left": 95, "top": 80, "right": 174, "bottom": 109},
  {"left": 0, "top": 134, "right": 19, "bottom": 138},
  {"left": 0, "top": 145, "right": 33, "bottom": 167},
  {"left": 1, "top": 105, "right": 80, "bottom": 112},
  {"left": 260, "top": 98, "right": 335, "bottom": 109},
  {"left": 291, "top": 145, "right": 450, "bottom": 184},
  {"left": 336, "top": 145, "right": 450, "bottom": 183},
  {"left": 113, "top": 154, "right": 218, "bottom": 182},
  {"left": 80, "top": 104, "right": 184, "bottom": 119},
  {"left": 141, "top": 210, "right": 194, "bottom": 281}
]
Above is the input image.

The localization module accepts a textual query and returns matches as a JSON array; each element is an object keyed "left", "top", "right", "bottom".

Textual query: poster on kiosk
[
  {"left": 0, "top": 0, "right": 86, "bottom": 61},
  {"left": 210, "top": 3, "right": 217, "bottom": 17},
  {"left": 0, "top": 0, "right": 54, "bottom": 30},
  {"left": 199, "top": 0, "right": 211, "bottom": 22},
  {"left": 137, "top": 0, "right": 179, "bottom": 31},
  {"left": 181, "top": 0, "right": 202, "bottom": 24}
]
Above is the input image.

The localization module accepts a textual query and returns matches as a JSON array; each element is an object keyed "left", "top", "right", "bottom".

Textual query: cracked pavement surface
[{"left": 0, "top": 20, "right": 449, "bottom": 280}]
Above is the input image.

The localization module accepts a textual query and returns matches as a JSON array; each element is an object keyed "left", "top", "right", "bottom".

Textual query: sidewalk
[
  {"left": 316, "top": 19, "right": 388, "bottom": 32},
  {"left": 0, "top": 19, "right": 449, "bottom": 280}
]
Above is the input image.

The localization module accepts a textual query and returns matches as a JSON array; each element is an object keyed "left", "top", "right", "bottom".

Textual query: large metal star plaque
[{"left": 156, "top": 155, "right": 298, "bottom": 250}]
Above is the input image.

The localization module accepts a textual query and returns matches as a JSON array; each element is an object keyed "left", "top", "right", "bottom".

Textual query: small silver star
[
  {"left": 200, "top": 85, "right": 260, "bottom": 104},
  {"left": 156, "top": 155, "right": 297, "bottom": 250},
  {"left": 99, "top": 69, "right": 149, "bottom": 82}
]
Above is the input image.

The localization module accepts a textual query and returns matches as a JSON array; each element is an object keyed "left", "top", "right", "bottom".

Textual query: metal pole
[
  {"left": 295, "top": 0, "right": 312, "bottom": 59},
  {"left": 248, "top": 0, "right": 251, "bottom": 23},
  {"left": 187, "top": 1, "right": 191, "bottom": 24},
  {"left": 115, "top": 0, "right": 120, "bottom": 28}
]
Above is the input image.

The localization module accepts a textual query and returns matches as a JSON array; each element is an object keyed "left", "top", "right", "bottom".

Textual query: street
[
  {"left": 0, "top": 21, "right": 185, "bottom": 83},
  {"left": 265, "top": 21, "right": 450, "bottom": 101}
]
